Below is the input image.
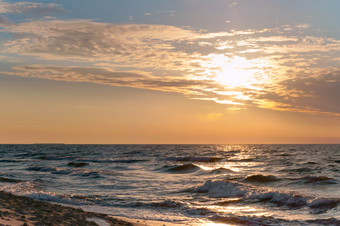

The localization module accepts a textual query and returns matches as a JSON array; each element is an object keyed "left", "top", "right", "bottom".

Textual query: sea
[{"left": 0, "top": 144, "right": 339, "bottom": 225}]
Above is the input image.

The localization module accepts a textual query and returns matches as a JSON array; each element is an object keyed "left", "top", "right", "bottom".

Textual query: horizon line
[{"left": 1, "top": 143, "right": 339, "bottom": 145}]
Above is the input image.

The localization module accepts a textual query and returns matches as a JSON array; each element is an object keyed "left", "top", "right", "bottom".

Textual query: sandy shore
[
  {"left": 0, "top": 191, "right": 149, "bottom": 226},
  {"left": 112, "top": 216, "right": 182, "bottom": 226}
]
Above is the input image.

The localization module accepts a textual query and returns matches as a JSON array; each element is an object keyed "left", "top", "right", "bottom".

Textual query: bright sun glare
[{"left": 201, "top": 54, "right": 270, "bottom": 89}]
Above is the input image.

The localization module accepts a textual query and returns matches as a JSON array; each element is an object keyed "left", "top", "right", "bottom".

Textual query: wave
[
  {"left": 214, "top": 198, "right": 242, "bottom": 206},
  {"left": 225, "top": 150, "right": 241, "bottom": 155},
  {"left": 0, "top": 177, "right": 23, "bottom": 183},
  {"left": 186, "top": 207, "right": 213, "bottom": 216},
  {"left": 252, "top": 191, "right": 307, "bottom": 208},
  {"left": 305, "top": 161, "right": 317, "bottom": 165},
  {"left": 67, "top": 162, "right": 89, "bottom": 167},
  {"left": 308, "top": 198, "right": 340, "bottom": 214},
  {"left": 26, "top": 192, "right": 79, "bottom": 205},
  {"left": 227, "top": 158, "right": 255, "bottom": 162},
  {"left": 0, "top": 181, "right": 42, "bottom": 197},
  {"left": 51, "top": 169, "right": 73, "bottom": 175},
  {"left": 51, "top": 169, "right": 102, "bottom": 178},
  {"left": 112, "top": 159, "right": 149, "bottom": 163},
  {"left": 75, "top": 158, "right": 148, "bottom": 164},
  {"left": 27, "top": 166, "right": 55, "bottom": 172},
  {"left": 131, "top": 200, "right": 186, "bottom": 209},
  {"left": 306, "top": 218, "right": 340, "bottom": 225},
  {"left": 97, "top": 170, "right": 122, "bottom": 176},
  {"left": 309, "top": 198, "right": 340, "bottom": 214},
  {"left": 151, "top": 200, "right": 184, "bottom": 208},
  {"left": 208, "top": 168, "right": 235, "bottom": 174},
  {"left": 209, "top": 214, "right": 295, "bottom": 226},
  {"left": 69, "top": 171, "right": 102, "bottom": 178},
  {"left": 244, "top": 174, "right": 281, "bottom": 183},
  {"left": 165, "top": 157, "right": 223, "bottom": 162},
  {"left": 164, "top": 164, "right": 200, "bottom": 174},
  {"left": 0, "top": 181, "right": 98, "bottom": 205},
  {"left": 280, "top": 167, "right": 321, "bottom": 173},
  {"left": 0, "top": 159, "right": 31, "bottom": 162},
  {"left": 37, "top": 156, "right": 74, "bottom": 161},
  {"left": 69, "top": 194, "right": 102, "bottom": 202},
  {"left": 194, "top": 180, "right": 247, "bottom": 198},
  {"left": 293, "top": 176, "right": 338, "bottom": 185},
  {"left": 25, "top": 191, "right": 105, "bottom": 206},
  {"left": 194, "top": 179, "right": 340, "bottom": 212},
  {"left": 27, "top": 166, "right": 104, "bottom": 178},
  {"left": 209, "top": 214, "right": 340, "bottom": 226}
]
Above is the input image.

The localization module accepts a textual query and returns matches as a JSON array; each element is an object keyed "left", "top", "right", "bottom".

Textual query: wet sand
[
  {"left": 112, "top": 216, "right": 182, "bottom": 226},
  {"left": 0, "top": 191, "right": 133, "bottom": 226},
  {"left": 0, "top": 191, "right": 181, "bottom": 226}
]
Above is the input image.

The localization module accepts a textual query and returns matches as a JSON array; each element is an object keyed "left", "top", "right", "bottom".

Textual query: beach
[
  {"left": 0, "top": 191, "right": 135, "bottom": 226},
  {"left": 0, "top": 191, "right": 182, "bottom": 226}
]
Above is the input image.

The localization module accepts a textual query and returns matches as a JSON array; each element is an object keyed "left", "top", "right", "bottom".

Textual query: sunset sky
[{"left": 1, "top": 0, "right": 340, "bottom": 144}]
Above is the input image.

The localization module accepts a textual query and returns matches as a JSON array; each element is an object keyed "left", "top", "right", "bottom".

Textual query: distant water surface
[{"left": 0, "top": 144, "right": 339, "bottom": 225}]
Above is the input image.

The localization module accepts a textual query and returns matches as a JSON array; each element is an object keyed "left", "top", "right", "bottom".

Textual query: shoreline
[
  {"left": 0, "top": 191, "right": 175, "bottom": 226},
  {"left": 112, "top": 216, "right": 182, "bottom": 226}
]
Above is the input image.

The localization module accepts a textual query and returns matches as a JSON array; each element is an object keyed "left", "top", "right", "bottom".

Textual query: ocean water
[{"left": 0, "top": 144, "right": 339, "bottom": 225}]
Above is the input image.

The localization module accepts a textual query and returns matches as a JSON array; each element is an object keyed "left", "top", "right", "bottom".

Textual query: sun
[
  {"left": 201, "top": 54, "right": 269, "bottom": 89},
  {"left": 215, "top": 58, "right": 252, "bottom": 87}
]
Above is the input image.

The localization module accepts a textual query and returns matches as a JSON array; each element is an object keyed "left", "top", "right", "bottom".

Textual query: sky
[{"left": 1, "top": 0, "right": 340, "bottom": 144}]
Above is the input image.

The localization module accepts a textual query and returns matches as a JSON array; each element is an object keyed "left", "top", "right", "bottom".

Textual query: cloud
[
  {"left": 1, "top": 18, "right": 340, "bottom": 116},
  {"left": 6, "top": 64, "right": 249, "bottom": 106},
  {"left": 3, "top": 20, "right": 201, "bottom": 69},
  {"left": 6, "top": 63, "right": 340, "bottom": 116},
  {"left": 278, "top": 71, "right": 340, "bottom": 115},
  {"left": 228, "top": 1, "right": 238, "bottom": 8},
  {"left": 0, "top": 14, "right": 10, "bottom": 25},
  {"left": 0, "top": 0, "right": 65, "bottom": 15}
]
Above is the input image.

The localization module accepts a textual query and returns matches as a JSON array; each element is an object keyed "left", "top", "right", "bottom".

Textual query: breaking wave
[
  {"left": 193, "top": 179, "right": 340, "bottom": 212},
  {"left": 295, "top": 176, "right": 338, "bottom": 185},
  {"left": 208, "top": 168, "right": 235, "bottom": 174},
  {"left": 244, "top": 174, "right": 281, "bottom": 183},
  {"left": 166, "top": 157, "right": 223, "bottom": 162},
  {"left": 164, "top": 164, "right": 200, "bottom": 173}
]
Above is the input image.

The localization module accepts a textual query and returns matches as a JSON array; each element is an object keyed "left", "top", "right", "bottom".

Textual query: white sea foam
[
  {"left": 0, "top": 181, "right": 90, "bottom": 205},
  {"left": 194, "top": 180, "right": 247, "bottom": 198},
  {"left": 249, "top": 191, "right": 307, "bottom": 207},
  {"left": 194, "top": 179, "right": 339, "bottom": 211}
]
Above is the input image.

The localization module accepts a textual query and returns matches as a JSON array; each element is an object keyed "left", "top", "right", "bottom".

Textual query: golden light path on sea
[{"left": 195, "top": 147, "right": 273, "bottom": 226}]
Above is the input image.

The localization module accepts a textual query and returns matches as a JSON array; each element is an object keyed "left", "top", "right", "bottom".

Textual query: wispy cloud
[
  {"left": 6, "top": 64, "right": 244, "bottom": 104},
  {"left": 3, "top": 20, "right": 201, "bottom": 69},
  {"left": 0, "top": 0, "right": 65, "bottom": 15},
  {"left": 1, "top": 16, "right": 340, "bottom": 116}
]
